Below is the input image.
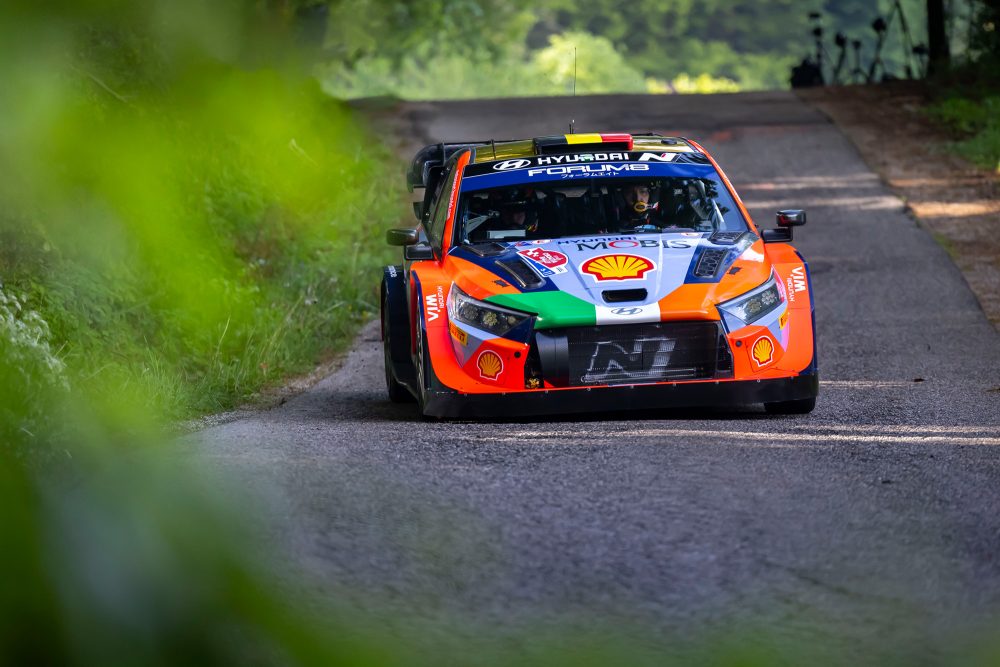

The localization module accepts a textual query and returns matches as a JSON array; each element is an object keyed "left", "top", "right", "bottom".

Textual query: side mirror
[
  {"left": 777, "top": 209, "right": 806, "bottom": 227},
  {"left": 404, "top": 244, "right": 435, "bottom": 261},
  {"left": 386, "top": 228, "right": 420, "bottom": 246}
]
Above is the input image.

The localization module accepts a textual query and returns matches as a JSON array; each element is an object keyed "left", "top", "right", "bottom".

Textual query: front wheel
[
  {"left": 764, "top": 396, "right": 816, "bottom": 415},
  {"left": 382, "top": 290, "right": 414, "bottom": 403}
]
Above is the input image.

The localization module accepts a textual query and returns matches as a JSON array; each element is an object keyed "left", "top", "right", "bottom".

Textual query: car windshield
[{"left": 456, "top": 171, "right": 748, "bottom": 244}]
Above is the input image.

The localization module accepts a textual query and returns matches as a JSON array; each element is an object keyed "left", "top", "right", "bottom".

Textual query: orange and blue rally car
[{"left": 381, "top": 132, "right": 817, "bottom": 418}]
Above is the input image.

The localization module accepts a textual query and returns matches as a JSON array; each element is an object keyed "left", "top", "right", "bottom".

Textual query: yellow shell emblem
[
  {"left": 751, "top": 336, "right": 774, "bottom": 367},
  {"left": 581, "top": 254, "right": 654, "bottom": 281},
  {"left": 477, "top": 350, "right": 503, "bottom": 380}
]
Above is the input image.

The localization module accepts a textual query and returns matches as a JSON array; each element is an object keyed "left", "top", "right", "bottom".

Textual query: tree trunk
[{"left": 926, "top": 0, "right": 949, "bottom": 76}]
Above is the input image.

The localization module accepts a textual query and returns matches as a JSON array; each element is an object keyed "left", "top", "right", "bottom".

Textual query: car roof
[
  {"left": 469, "top": 133, "right": 699, "bottom": 164},
  {"left": 407, "top": 133, "right": 704, "bottom": 192}
]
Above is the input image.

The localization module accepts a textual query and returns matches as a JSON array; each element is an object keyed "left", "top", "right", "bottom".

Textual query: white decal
[
  {"left": 492, "top": 159, "right": 532, "bottom": 170},
  {"left": 387, "top": 265, "right": 397, "bottom": 278},
  {"left": 526, "top": 164, "right": 650, "bottom": 177},
  {"left": 424, "top": 285, "right": 445, "bottom": 322},
  {"left": 790, "top": 266, "right": 807, "bottom": 293},
  {"left": 595, "top": 303, "right": 662, "bottom": 324},
  {"left": 536, "top": 152, "right": 627, "bottom": 165},
  {"left": 637, "top": 152, "right": 678, "bottom": 162}
]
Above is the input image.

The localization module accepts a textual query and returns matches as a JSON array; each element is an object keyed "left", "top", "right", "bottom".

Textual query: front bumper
[{"left": 422, "top": 373, "right": 818, "bottom": 419}]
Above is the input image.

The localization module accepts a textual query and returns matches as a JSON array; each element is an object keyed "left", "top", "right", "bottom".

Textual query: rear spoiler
[{"left": 407, "top": 142, "right": 489, "bottom": 192}]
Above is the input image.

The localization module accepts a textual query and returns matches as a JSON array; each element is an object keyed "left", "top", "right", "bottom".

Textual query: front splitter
[{"left": 421, "top": 374, "right": 818, "bottom": 419}]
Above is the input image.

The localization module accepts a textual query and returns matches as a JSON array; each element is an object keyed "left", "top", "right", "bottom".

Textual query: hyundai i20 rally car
[{"left": 381, "top": 133, "right": 817, "bottom": 418}]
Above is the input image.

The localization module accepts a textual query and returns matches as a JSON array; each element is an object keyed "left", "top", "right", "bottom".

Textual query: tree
[{"left": 927, "top": 0, "right": 949, "bottom": 75}]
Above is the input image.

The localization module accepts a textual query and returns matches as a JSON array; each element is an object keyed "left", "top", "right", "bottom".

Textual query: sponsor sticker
[
  {"left": 387, "top": 265, "right": 397, "bottom": 278},
  {"left": 517, "top": 247, "right": 568, "bottom": 276},
  {"left": 570, "top": 238, "right": 692, "bottom": 251},
  {"left": 492, "top": 158, "right": 532, "bottom": 171},
  {"left": 581, "top": 254, "right": 655, "bottom": 282},
  {"left": 779, "top": 310, "right": 789, "bottom": 329},
  {"left": 751, "top": 335, "right": 774, "bottom": 368},
  {"left": 477, "top": 350, "right": 504, "bottom": 380},
  {"left": 789, "top": 266, "right": 807, "bottom": 293},
  {"left": 526, "top": 163, "right": 650, "bottom": 179},
  {"left": 595, "top": 304, "right": 662, "bottom": 324},
  {"left": 424, "top": 285, "right": 445, "bottom": 322},
  {"left": 449, "top": 321, "right": 468, "bottom": 346},
  {"left": 636, "top": 152, "right": 677, "bottom": 162},
  {"left": 535, "top": 152, "right": 628, "bottom": 165}
]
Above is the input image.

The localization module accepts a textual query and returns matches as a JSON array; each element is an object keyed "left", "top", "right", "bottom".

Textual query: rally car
[{"left": 381, "top": 132, "right": 817, "bottom": 418}]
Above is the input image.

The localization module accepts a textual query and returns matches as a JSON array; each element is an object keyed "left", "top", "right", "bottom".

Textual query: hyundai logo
[
  {"left": 611, "top": 307, "right": 643, "bottom": 316},
  {"left": 492, "top": 159, "right": 532, "bottom": 171}
]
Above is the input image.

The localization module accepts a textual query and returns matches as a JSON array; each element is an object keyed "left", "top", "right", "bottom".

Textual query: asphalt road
[{"left": 194, "top": 92, "right": 1000, "bottom": 661}]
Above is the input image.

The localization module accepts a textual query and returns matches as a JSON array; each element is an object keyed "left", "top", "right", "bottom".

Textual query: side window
[{"left": 426, "top": 159, "right": 460, "bottom": 250}]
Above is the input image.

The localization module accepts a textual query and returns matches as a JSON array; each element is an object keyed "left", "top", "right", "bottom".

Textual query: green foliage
[
  {"left": 0, "top": 5, "right": 403, "bottom": 426},
  {"left": 531, "top": 31, "right": 647, "bottom": 94},
  {"left": 926, "top": 95, "right": 1000, "bottom": 171},
  {"left": 538, "top": 0, "right": 807, "bottom": 89},
  {"left": 322, "top": 31, "right": 656, "bottom": 99}
]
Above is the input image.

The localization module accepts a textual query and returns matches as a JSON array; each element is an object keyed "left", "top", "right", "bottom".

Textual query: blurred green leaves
[
  {"left": 0, "top": 0, "right": 403, "bottom": 435},
  {"left": 0, "top": 0, "right": 407, "bottom": 663}
]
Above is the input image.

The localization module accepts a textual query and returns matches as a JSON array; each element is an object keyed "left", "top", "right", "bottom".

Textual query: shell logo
[
  {"left": 581, "top": 254, "right": 654, "bottom": 281},
  {"left": 751, "top": 336, "right": 774, "bottom": 368},
  {"left": 477, "top": 350, "right": 504, "bottom": 380}
]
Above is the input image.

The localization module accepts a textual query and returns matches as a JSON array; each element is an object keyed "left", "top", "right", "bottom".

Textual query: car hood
[{"left": 450, "top": 232, "right": 773, "bottom": 328}]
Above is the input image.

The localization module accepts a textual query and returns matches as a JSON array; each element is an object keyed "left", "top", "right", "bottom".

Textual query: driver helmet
[{"left": 491, "top": 187, "right": 539, "bottom": 231}]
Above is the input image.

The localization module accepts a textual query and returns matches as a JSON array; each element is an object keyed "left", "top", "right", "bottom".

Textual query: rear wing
[
  {"left": 407, "top": 142, "right": 491, "bottom": 222},
  {"left": 407, "top": 142, "right": 490, "bottom": 192}
]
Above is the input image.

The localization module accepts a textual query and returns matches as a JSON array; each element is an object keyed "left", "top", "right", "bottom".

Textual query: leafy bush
[
  {"left": 322, "top": 31, "right": 656, "bottom": 99},
  {"left": 926, "top": 95, "right": 1000, "bottom": 171}
]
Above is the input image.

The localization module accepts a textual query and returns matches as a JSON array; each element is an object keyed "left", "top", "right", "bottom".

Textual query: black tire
[
  {"left": 413, "top": 316, "right": 429, "bottom": 412},
  {"left": 382, "top": 290, "right": 414, "bottom": 403},
  {"left": 764, "top": 396, "right": 816, "bottom": 415}
]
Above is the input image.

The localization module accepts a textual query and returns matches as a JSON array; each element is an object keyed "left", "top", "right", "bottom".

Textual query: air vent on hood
[
  {"left": 496, "top": 258, "right": 545, "bottom": 289},
  {"left": 709, "top": 231, "right": 745, "bottom": 245},
  {"left": 694, "top": 249, "right": 728, "bottom": 278},
  {"left": 602, "top": 289, "right": 647, "bottom": 303},
  {"left": 463, "top": 242, "right": 508, "bottom": 257}
]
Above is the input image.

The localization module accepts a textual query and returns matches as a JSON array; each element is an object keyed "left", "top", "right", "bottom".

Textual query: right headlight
[
  {"left": 447, "top": 284, "right": 532, "bottom": 337},
  {"left": 716, "top": 274, "right": 784, "bottom": 330}
]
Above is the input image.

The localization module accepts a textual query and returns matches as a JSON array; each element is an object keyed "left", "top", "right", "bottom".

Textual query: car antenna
[{"left": 568, "top": 47, "right": 576, "bottom": 134}]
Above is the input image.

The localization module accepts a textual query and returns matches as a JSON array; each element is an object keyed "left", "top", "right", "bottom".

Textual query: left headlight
[
  {"left": 717, "top": 273, "right": 784, "bottom": 329},
  {"left": 447, "top": 284, "right": 533, "bottom": 337}
]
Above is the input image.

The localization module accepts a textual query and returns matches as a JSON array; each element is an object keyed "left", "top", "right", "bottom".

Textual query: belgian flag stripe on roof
[{"left": 534, "top": 133, "right": 634, "bottom": 155}]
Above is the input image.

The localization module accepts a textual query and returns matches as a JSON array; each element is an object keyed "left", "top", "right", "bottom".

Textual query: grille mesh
[{"left": 564, "top": 322, "right": 724, "bottom": 385}]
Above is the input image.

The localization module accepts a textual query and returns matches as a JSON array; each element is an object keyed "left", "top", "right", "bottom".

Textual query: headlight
[
  {"left": 717, "top": 274, "right": 784, "bottom": 329},
  {"left": 447, "top": 285, "right": 532, "bottom": 337}
]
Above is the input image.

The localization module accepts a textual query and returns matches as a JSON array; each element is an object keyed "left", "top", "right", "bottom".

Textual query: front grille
[{"left": 534, "top": 322, "right": 727, "bottom": 387}]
